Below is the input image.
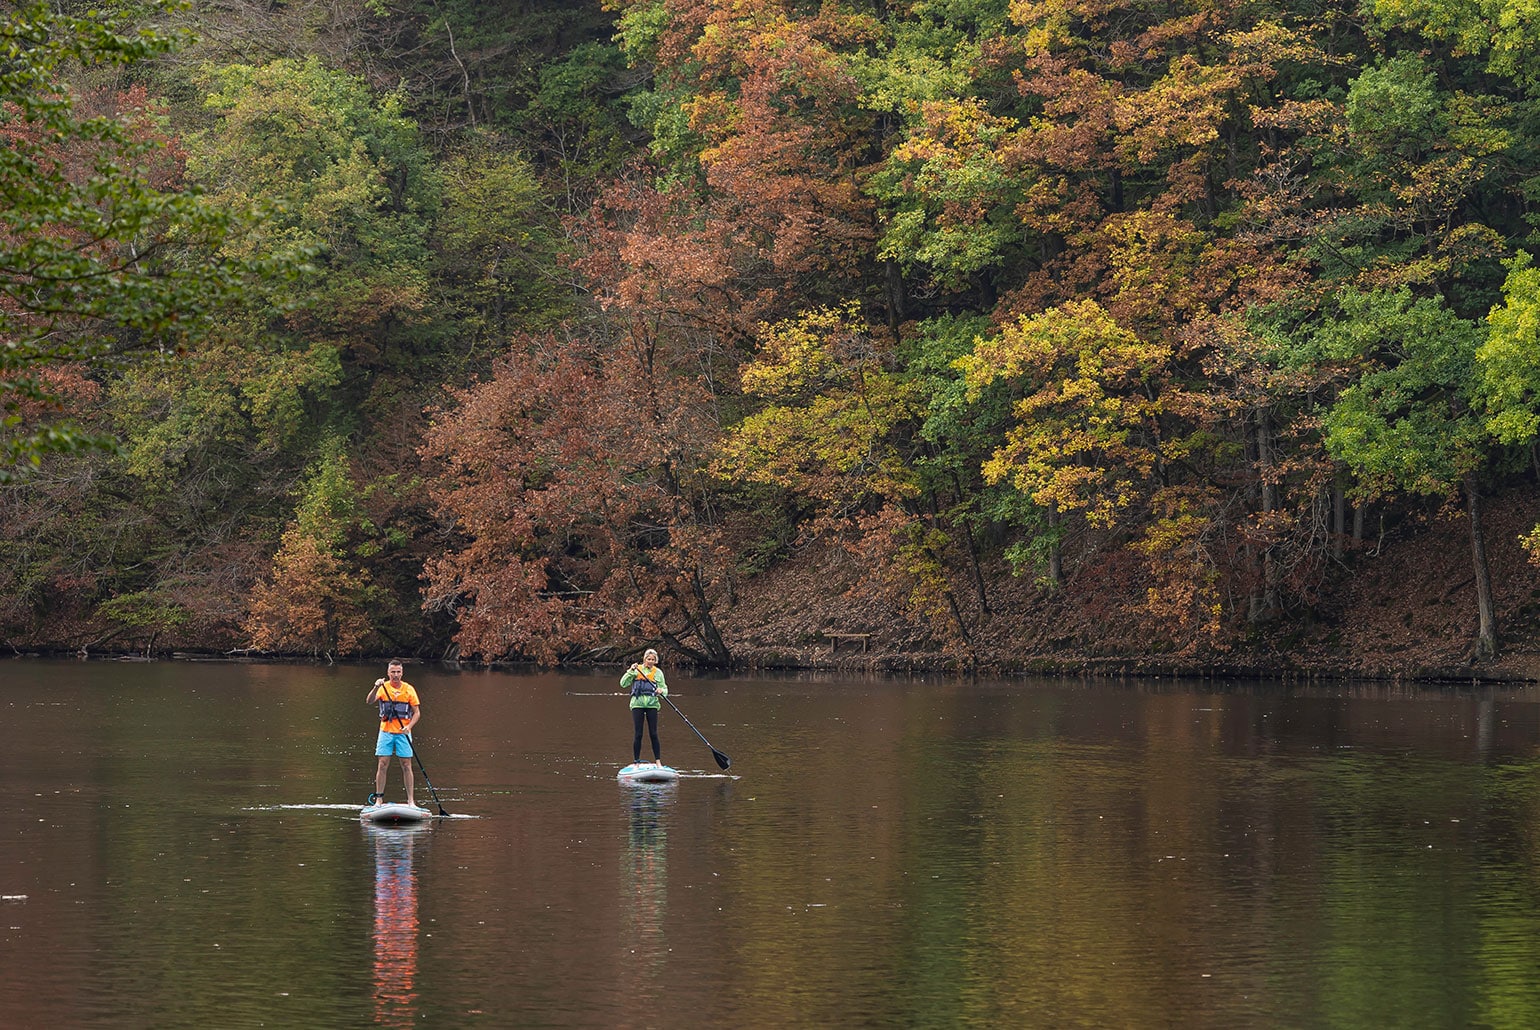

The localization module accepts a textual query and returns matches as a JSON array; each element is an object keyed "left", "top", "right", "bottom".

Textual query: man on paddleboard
[
  {"left": 367, "top": 659, "right": 420, "bottom": 807},
  {"left": 620, "top": 648, "right": 668, "bottom": 765}
]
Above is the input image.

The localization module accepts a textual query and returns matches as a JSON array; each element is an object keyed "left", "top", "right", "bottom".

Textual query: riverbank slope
[
  {"left": 13, "top": 493, "right": 1540, "bottom": 684},
  {"left": 716, "top": 489, "right": 1540, "bottom": 683}
]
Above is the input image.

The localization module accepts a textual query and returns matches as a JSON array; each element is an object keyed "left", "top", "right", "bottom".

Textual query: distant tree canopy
[
  {"left": 4, "top": 0, "right": 1540, "bottom": 666},
  {"left": 0, "top": 0, "right": 254, "bottom": 478}
]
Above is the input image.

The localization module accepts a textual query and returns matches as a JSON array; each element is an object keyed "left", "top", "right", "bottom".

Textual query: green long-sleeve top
[{"left": 621, "top": 665, "right": 668, "bottom": 709}]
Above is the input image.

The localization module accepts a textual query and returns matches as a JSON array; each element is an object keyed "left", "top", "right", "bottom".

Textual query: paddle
[
  {"left": 403, "top": 734, "right": 450, "bottom": 816},
  {"left": 663, "top": 695, "right": 731, "bottom": 770}
]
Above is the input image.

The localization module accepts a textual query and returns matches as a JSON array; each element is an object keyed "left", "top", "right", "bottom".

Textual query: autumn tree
[
  {"left": 244, "top": 445, "right": 376, "bottom": 658},
  {"left": 12, "top": 0, "right": 1540, "bottom": 668},
  {"left": 717, "top": 306, "right": 984, "bottom": 647},
  {"left": 422, "top": 331, "right": 733, "bottom": 665},
  {"left": 612, "top": 0, "right": 879, "bottom": 313}
]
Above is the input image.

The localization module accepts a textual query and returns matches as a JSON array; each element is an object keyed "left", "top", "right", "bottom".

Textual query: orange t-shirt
[{"left": 375, "top": 681, "right": 420, "bottom": 734}]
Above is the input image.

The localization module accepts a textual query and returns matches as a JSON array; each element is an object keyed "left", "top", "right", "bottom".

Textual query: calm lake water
[{"left": 4, "top": 660, "right": 1540, "bottom": 1028}]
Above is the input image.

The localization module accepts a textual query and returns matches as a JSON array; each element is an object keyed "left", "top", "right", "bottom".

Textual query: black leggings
[{"left": 632, "top": 707, "right": 660, "bottom": 762}]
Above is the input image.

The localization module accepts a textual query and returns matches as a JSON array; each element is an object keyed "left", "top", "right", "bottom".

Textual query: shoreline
[{"left": 5, "top": 645, "right": 1534, "bottom": 686}]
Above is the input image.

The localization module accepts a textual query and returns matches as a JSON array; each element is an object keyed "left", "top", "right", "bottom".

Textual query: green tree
[
  {"left": 908, "top": 313, "right": 1007, "bottom": 610},
  {"left": 432, "top": 132, "right": 567, "bottom": 358},
  {"left": 1479, "top": 252, "right": 1540, "bottom": 447},
  {"left": 1317, "top": 289, "right": 1498, "bottom": 657},
  {"left": 514, "top": 41, "right": 636, "bottom": 213},
  {"left": 0, "top": 0, "right": 248, "bottom": 479},
  {"left": 188, "top": 56, "right": 436, "bottom": 365},
  {"left": 1478, "top": 251, "right": 1540, "bottom": 563},
  {"left": 1361, "top": 0, "right": 1540, "bottom": 86},
  {"left": 32, "top": 54, "right": 448, "bottom": 656},
  {"left": 868, "top": 98, "right": 1025, "bottom": 293}
]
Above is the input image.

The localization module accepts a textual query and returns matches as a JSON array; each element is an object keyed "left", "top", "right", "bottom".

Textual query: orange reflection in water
[{"left": 369, "top": 824, "right": 427, "bottom": 1028}]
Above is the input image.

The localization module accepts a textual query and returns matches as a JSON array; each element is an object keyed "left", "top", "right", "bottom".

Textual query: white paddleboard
[
  {"left": 618, "top": 763, "right": 679, "bottom": 783},
  {"left": 360, "top": 802, "right": 433, "bottom": 824}
]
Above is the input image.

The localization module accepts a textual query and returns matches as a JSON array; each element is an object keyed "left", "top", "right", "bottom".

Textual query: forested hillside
[{"left": 5, "top": 0, "right": 1540, "bottom": 678}]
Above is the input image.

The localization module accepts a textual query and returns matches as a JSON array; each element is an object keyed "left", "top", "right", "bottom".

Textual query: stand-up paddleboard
[
  {"left": 360, "top": 802, "right": 433, "bottom": 824},
  {"left": 618, "top": 762, "right": 679, "bottom": 784}
]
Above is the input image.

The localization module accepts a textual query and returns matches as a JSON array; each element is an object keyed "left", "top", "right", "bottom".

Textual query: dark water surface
[{"left": 4, "top": 660, "right": 1540, "bottom": 1027}]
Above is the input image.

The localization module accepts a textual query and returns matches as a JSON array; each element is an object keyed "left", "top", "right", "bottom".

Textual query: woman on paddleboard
[
  {"left": 367, "top": 659, "right": 421, "bottom": 807},
  {"left": 620, "top": 649, "right": 668, "bottom": 765}
]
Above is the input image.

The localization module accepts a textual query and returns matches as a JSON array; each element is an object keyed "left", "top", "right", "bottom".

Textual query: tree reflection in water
[{"left": 368, "top": 823, "right": 429, "bottom": 1028}]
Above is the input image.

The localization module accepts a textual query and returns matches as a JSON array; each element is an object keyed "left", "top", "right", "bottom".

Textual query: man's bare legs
[{"left": 374, "top": 755, "right": 416, "bottom": 806}]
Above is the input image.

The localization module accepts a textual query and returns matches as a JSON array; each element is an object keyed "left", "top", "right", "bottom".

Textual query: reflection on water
[
  {"left": 368, "top": 824, "right": 427, "bottom": 1028},
  {"left": 621, "top": 782, "right": 672, "bottom": 1007},
  {"left": 10, "top": 661, "right": 1540, "bottom": 1027}
]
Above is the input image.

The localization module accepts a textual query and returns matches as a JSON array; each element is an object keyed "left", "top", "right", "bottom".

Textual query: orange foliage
[
  {"left": 244, "top": 528, "right": 373, "bottom": 658},
  {"left": 422, "top": 332, "right": 733, "bottom": 664},
  {"left": 692, "top": 6, "right": 877, "bottom": 282}
]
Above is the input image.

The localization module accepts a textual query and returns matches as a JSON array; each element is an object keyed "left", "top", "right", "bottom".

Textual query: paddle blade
[{"left": 713, "top": 748, "right": 731, "bottom": 770}]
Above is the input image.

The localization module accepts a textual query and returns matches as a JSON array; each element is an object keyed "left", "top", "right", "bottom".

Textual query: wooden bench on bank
[{"left": 825, "top": 631, "right": 871, "bottom": 655}]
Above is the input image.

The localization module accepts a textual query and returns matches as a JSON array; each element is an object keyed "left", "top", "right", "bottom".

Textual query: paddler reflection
[
  {"left": 622, "top": 783, "right": 672, "bottom": 988},
  {"left": 369, "top": 822, "right": 429, "bottom": 1028}
]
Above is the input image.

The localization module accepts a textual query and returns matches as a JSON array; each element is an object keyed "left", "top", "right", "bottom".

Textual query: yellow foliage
[
  {"left": 1523, "top": 526, "right": 1540, "bottom": 566},
  {"left": 739, "top": 305, "right": 861, "bottom": 399},
  {"left": 720, "top": 306, "right": 922, "bottom": 509},
  {"left": 1134, "top": 487, "right": 1225, "bottom": 653},
  {"left": 960, "top": 300, "right": 1170, "bottom": 527}
]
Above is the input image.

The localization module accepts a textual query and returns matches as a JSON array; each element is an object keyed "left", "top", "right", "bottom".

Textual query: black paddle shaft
[
  {"left": 663, "top": 695, "right": 731, "bottom": 770},
  {"left": 403, "top": 734, "right": 450, "bottom": 816}
]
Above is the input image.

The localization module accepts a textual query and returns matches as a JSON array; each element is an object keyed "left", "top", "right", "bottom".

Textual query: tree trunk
[
  {"left": 947, "top": 478, "right": 992, "bottom": 615},
  {"left": 1331, "top": 479, "right": 1346, "bottom": 559},
  {"left": 885, "top": 259, "right": 905, "bottom": 331},
  {"left": 1466, "top": 474, "right": 1498, "bottom": 660},
  {"left": 1250, "top": 407, "right": 1279, "bottom": 620},
  {"left": 963, "top": 521, "right": 992, "bottom": 616},
  {"left": 655, "top": 565, "right": 734, "bottom": 668},
  {"left": 691, "top": 568, "right": 732, "bottom": 666},
  {"left": 1046, "top": 500, "right": 1062, "bottom": 590},
  {"left": 942, "top": 585, "right": 973, "bottom": 651}
]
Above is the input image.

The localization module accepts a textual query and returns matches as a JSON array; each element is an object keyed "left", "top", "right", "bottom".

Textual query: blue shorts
[{"left": 376, "top": 731, "right": 415, "bottom": 757}]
